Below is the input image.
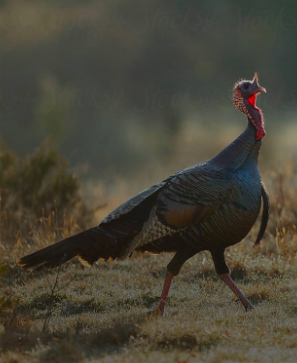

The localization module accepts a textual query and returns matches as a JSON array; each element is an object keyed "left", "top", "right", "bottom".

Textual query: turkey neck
[{"left": 210, "top": 120, "right": 261, "bottom": 172}]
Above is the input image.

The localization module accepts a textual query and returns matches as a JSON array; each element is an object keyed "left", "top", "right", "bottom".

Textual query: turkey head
[{"left": 233, "top": 73, "right": 266, "bottom": 140}]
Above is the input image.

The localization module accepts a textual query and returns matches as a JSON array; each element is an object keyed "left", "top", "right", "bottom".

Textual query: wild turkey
[{"left": 19, "top": 74, "right": 269, "bottom": 314}]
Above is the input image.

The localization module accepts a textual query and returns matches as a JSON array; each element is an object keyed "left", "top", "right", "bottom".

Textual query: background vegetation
[
  {"left": 1, "top": 0, "right": 297, "bottom": 177},
  {"left": 1, "top": 1, "right": 297, "bottom": 362}
]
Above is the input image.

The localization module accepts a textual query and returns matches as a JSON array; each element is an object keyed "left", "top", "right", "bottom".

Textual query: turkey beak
[{"left": 252, "top": 73, "right": 266, "bottom": 94}]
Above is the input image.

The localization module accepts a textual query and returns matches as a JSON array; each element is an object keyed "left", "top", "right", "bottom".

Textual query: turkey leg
[
  {"left": 211, "top": 248, "right": 255, "bottom": 311},
  {"left": 156, "top": 246, "right": 199, "bottom": 316},
  {"left": 156, "top": 270, "right": 174, "bottom": 316},
  {"left": 219, "top": 273, "right": 255, "bottom": 311}
]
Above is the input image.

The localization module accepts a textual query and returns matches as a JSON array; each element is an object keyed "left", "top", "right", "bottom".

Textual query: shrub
[{"left": 0, "top": 140, "right": 92, "bottom": 246}]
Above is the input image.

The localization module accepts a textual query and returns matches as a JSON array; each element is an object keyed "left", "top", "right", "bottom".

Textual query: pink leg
[
  {"left": 219, "top": 273, "right": 255, "bottom": 311},
  {"left": 155, "top": 270, "right": 174, "bottom": 316}
]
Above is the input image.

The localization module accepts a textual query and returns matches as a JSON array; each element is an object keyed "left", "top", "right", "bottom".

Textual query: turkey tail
[
  {"left": 18, "top": 228, "right": 117, "bottom": 272},
  {"left": 254, "top": 184, "right": 270, "bottom": 246}
]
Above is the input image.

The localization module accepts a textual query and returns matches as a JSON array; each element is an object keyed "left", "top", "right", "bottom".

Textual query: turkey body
[{"left": 144, "top": 141, "right": 262, "bottom": 256}]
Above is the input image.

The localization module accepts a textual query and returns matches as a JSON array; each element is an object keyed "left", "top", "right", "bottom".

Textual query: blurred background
[{"left": 1, "top": 0, "right": 297, "bottom": 216}]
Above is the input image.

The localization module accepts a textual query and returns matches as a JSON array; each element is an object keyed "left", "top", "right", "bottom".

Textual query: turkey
[{"left": 19, "top": 74, "right": 269, "bottom": 315}]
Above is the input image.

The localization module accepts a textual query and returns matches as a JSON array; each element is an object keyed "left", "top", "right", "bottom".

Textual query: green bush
[{"left": 0, "top": 141, "right": 92, "bottom": 245}]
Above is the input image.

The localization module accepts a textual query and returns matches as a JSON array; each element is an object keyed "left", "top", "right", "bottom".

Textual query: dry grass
[{"left": 1, "top": 163, "right": 297, "bottom": 363}]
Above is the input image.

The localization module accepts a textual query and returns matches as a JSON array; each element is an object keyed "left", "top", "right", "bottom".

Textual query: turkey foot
[{"left": 219, "top": 273, "right": 255, "bottom": 311}]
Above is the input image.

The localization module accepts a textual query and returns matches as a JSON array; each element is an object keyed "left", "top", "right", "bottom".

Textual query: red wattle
[
  {"left": 256, "top": 128, "right": 265, "bottom": 140},
  {"left": 247, "top": 94, "right": 257, "bottom": 107}
]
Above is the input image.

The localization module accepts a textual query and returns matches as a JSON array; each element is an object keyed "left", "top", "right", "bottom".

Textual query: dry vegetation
[{"left": 1, "top": 145, "right": 297, "bottom": 363}]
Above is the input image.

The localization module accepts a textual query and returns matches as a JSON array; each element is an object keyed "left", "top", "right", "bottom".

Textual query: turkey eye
[{"left": 242, "top": 83, "right": 249, "bottom": 90}]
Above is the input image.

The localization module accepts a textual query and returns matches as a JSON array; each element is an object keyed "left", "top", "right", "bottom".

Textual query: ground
[{"left": 1, "top": 165, "right": 297, "bottom": 363}]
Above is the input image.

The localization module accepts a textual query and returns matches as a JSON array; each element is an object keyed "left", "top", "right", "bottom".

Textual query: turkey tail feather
[
  {"left": 254, "top": 184, "right": 270, "bottom": 246},
  {"left": 18, "top": 228, "right": 117, "bottom": 272}
]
